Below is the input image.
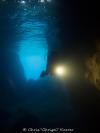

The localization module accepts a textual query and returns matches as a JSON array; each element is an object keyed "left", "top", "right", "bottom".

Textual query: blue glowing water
[
  {"left": 19, "top": 21, "right": 48, "bottom": 80},
  {"left": 17, "top": 6, "right": 48, "bottom": 80}
]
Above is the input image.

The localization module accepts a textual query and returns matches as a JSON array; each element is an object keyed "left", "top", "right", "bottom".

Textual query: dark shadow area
[
  {"left": 10, "top": 113, "right": 40, "bottom": 133},
  {"left": 0, "top": 50, "right": 27, "bottom": 133}
]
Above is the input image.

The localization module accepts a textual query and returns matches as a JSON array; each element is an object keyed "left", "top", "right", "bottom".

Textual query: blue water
[
  {"left": 16, "top": 4, "right": 49, "bottom": 80},
  {"left": 19, "top": 21, "right": 48, "bottom": 80}
]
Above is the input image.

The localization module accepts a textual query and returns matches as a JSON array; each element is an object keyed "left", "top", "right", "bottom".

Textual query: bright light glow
[
  {"left": 54, "top": 65, "right": 70, "bottom": 77},
  {"left": 55, "top": 66, "right": 65, "bottom": 76},
  {"left": 20, "top": 0, "right": 26, "bottom": 4}
]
